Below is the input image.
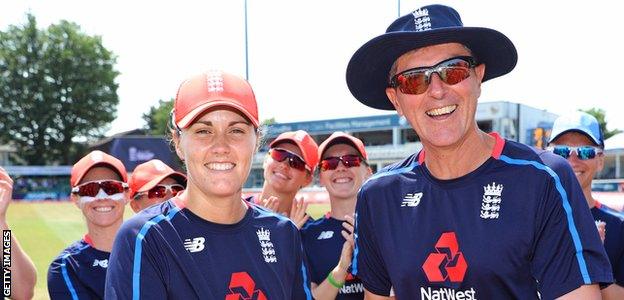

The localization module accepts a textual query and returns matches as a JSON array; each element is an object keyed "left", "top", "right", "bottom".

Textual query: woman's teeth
[{"left": 207, "top": 162, "right": 235, "bottom": 170}]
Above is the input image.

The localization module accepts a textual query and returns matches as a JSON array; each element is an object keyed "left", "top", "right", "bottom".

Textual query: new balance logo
[
  {"left": 92, "top": 259, "right": 108, "bottom": 268},
  {"left": 317, "top": 231, "right": 334, "bottom": 240},
  {"left": 184, "top": 237, "right": 206, "bottom": 253},
  {"left": 401, "top": 192, "right": 423, "bottom": 207}
]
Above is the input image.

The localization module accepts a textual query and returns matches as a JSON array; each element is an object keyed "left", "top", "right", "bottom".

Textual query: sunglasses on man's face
[
  {"left": 71, "top": 180, "right": 128, "bottom": 197},
  {"left": 269, "top": 148, "right": 309, "bottom": 172},
  {"left": 547, "top": 145, "right": 603, "bottom": 160},
  {"left": 389, "top": 56, "right": 477, "bottom": 95},
  {"left": 320, "top": 155, "right": 364, "bottom": 171},
  {"left": 136, "top": 184, "right": 185, "bottom": 200}
]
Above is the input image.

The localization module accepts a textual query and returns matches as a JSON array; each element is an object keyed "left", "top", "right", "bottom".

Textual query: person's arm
[
  {"left": 556, "top": 284, "right": 601, "bottom": 299},
  {"left": 532, "top": 154, "right": 614, "bottom": 298},
  {"left": 364, "top": 289, "right": 395, "bottom": 299},
  {"left": 0, "top": 167, "right": 36, "bottom": 300},
  {"left": 601, "top": 283, "right": 624, "bottom": 300},
  {"left": 310, "top": 216, "right": 355, "bottom": 300},
  {"left": 105, "top": 218, "right": 167, "bottom": 299}
]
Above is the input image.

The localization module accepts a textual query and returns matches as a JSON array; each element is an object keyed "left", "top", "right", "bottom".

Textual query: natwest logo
[
  {"left": 422, "top": 232, "right": 467, "bottom": 283},
  {"left": 225, "top": 272, "right": 267, "bottom": 300}
]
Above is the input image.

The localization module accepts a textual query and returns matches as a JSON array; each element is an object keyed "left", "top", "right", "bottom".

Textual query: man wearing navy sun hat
[
  {"left": 346, "top": 4, "right": 612, "bottom": 299},
  {"left": 548, "top": 111, "right": 624, "bottom": 299}
]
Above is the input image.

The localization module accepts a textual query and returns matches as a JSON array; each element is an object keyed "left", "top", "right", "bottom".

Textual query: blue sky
[{"left": 2, "top": 0, "right": 623, "bottom": 138}]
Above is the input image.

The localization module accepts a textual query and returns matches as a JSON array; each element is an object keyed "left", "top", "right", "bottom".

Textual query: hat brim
[
  {"left": 346, "top": 27, "right": 518, "bottom": 110},
  {"left": 270, "top": 138, "right": 316, "bottom": 172},
  {"left": 131, "top": 172, "right": 187, "bottom": 199},
  {"left": 548, "top": 129, "right": 604, "bottom": 148},
  {"left": 177, "top": 100, "right": 260, "bottom": 128}
]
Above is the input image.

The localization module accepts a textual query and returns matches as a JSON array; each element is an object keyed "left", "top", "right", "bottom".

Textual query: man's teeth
[
  {"left": 94, "top": 206, "right": 113, "bottom": 212},
  {"left": 207, "top": 162, "right": 235, "bottom": 170},
  {"left": 334, "top": 178, "right": 352, "bottom": 183},
  {"left": 426, "top": 105, "right": 457, "bottom": 116}
]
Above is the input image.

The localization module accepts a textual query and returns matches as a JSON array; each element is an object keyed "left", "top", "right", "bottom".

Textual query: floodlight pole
[
  {"left": 398, "top": 0, "right": 401, "bottom": 17},
  {"left": 245, "top": 0, "right": 249, "bottom": 80}
]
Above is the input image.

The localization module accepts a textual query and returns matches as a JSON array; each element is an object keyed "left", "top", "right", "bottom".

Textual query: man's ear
[
  {"left": 70, "top": 193, "right": 81, "bottom": 209},
  {"left": 386, "top": 87, "right": 404, "bottom": 116}
]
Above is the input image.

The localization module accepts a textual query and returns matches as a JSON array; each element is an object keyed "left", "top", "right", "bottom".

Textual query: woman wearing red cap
[
  {"left": 105, "top": 71, "right": 312, "bottom": 299},
  {"left": 301, "top": 132, "right": 371, "bottom": 300},
  {"left": 254, "top": 130, "right": 318, "bottom": 228},
  {"left": 128, "top": 159, "right": 186, "bottom": 213},
  {"left": 48, "top": 150, "right": 129, "bottom": 299}
]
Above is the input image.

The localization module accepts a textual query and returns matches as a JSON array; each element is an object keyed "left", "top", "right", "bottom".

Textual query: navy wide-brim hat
[{"left": 346, "top": 4, "right": 518, "bottom": 110}]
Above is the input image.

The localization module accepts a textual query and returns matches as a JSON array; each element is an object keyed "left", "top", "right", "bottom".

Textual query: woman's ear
[{"left": 172, "top": 130, "right": 185, "bottom": 161}]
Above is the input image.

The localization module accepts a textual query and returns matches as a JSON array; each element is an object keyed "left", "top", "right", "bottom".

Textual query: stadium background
[{"left": 5, "top": 101, "right": 624, "bottom": 299}]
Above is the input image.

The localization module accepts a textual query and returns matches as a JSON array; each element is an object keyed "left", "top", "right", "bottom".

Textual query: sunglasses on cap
[
  {"left": 269, "top": 148, "right": 309, "bottom": 172},
  {"left": 547, "top": 145, "right": 603, "bottom": 160},
  {"left": 135, "top": 184, "right": 185, "bottom": 200},
  {"left": 389, "top": 56, "right": 477, "bottom": 95},
  {"left": 71, "top": 180, "right": 128, "bottom": 197},
  {"left": 320, "top": 155, "right": 365, "bottom": 171}
]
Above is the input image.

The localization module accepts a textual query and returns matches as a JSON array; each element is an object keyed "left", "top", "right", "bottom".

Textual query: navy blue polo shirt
[
  {"left": 105, "top": 198, "right": 312, "bottom": 299},
  {"left": 301, "top": 213, "right": 364, "bottom": 299},
  {"left": 592, "top": 201, "right": 624, "bottom": 285},
  {"left": 353, "top": 133, "right": 613, "bottom": 299},
  {"left": 48, "top": 235, "right": 110, "bottom": 300}
]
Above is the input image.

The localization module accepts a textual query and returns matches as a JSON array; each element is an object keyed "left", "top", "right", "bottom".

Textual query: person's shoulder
[
  {"left": 499, "top": 140, "right": 571, "bottom": 174},
  {"left": 50, "top": 239, "right": 89, "bottom": 262},
  {"left": 361, "top": 152, "right": 420, "bottom": 190},
  {"left": 594, "top": 202, "right": 624, "bottom": 223},
  {"left": 300, "top": 215, "right": 328, "bottom": 232},
  {"left": 249, "top": 203, "right": 298, "bottom": 231},
  {"left": 118, "top": 200, "right": 181, "bottom": 238}
]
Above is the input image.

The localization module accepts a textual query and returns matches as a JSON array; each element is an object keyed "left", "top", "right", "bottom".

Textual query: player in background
[
  {"left": 252, "top": 130, "right": 318, "bottom": 229},
  {"left": 128, "top": 159, "right": 186, "bottom": 213},
  {"left": 105, "top": 70, "right": 312, "bottom": 299},
  {"left": 345, "top": 4, "right": 612, "bottom": 299},
  {"left": 301, "top": 132, "right": 371, "bottom": 299},
  {"left": 548, "top": 111, "right": 624, "bottom": 299},
  {"left": 0, "top": 167, "right": 37, "bottom": 300},
  {"left": 48, "top": 150, "right": 129, "bottom": 299}
]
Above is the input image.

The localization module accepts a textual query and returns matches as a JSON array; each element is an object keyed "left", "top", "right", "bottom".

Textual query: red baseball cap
[
  {"left": 128, "top": 159, "right": 187, "bottom": 199},
  {"left": 71, "top": 151, "right": 128, "bottom": 187},
  {"left": 318, "top": 131, "right": 368, "bottom": 160},
  {"left": 173, "top": 70, "right": 259, "bottom": 129},
  {"left": 270, "top": 130, "right": 319, "bottom": 172}
]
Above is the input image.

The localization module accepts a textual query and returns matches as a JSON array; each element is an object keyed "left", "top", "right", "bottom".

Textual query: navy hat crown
[
  {"left": 346, "top": 4, "right": 518, "bottom": 110},
  {"left": 389, "top": 5, "right": 463, "bottom": 33}
]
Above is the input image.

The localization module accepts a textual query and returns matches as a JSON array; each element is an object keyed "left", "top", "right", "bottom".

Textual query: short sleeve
[
  {"left": 613, "top": 221, "right": 624, "bottom": 285},
  {"left": 105, "top": 218, "right": 167, "bottom": 300},
  {"left": 352, "top": 188, "right": 392, "bottom": 296},
  {"left": 531, "top": 156, "right": 613, "bottom": 299},
  {"left": 47, "top": 255, "right": 92, "bottom": 300},
  {"left": 291, "top": 225, "right": 313, "bottom": 300}
]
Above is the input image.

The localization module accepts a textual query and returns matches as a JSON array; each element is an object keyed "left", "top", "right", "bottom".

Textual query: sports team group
[{"left": 2, "top": 4, "right": 623, "bottom": 300}]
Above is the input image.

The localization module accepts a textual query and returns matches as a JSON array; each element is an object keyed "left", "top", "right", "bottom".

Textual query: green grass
[{"left": 6, "top": 201, "right": 330, "bottom": 300}]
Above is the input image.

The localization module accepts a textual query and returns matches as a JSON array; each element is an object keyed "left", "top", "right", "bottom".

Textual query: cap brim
[
  {"left": 177, "top": 100, "right": 259, "bottom": 128},
  {"left": 346, "top": 27, "right": 518, "bottom": 110},
  {"left": 319, "top": 136, "right": 367, "bottom": 160},
  {"left": 132, "top": 172, "right": 187, "bottom": 198},
  {"left": 270, "top": 138, "right": 315, "bottom": 172},
  {"left": 72, "top": 162, "right": 126, "bottom": 187},
  {"left": 549, "top": 129, "right": 603, "bottom": 147}
]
